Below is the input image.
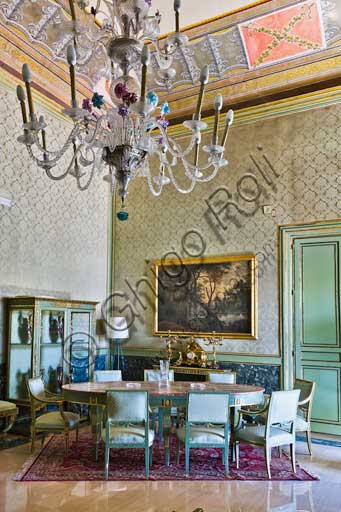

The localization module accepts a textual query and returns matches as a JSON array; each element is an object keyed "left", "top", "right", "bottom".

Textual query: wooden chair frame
[{"left": 27, "top": 379, "right": 79, "bottom": 454}]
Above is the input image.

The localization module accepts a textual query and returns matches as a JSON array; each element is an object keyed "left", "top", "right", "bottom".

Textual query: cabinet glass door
[
  {"left": 39, "top": 310, "right": 64, "bottom": 393},
  {"left": 8, "top": 308, "right": 33, "bottom": 401},
  {"left": 69, "top": 311, "right": 93, "bottom": 382}
]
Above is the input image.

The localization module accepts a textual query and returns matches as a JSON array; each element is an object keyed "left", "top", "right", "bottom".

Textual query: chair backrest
[
  {"left": 106, "top": 390, "right": 148, "bottom": 423},
  {"left": 94, "top": 370, "right": 122, "bottom": 382},
  {"left": 144, "top": 369, "right": 175, "bottom": 382},
  {"left": 207, "top": 372, "right": 236, "bottom": 384},
  {"left": 187, "top": 392, "right": 230, "bottom": 424},
  {"left": 294, "top": 378, "right": 315, "bottom": 418},
  {"left": 266, "top": 390, "right": 300, "bottom": 427}
]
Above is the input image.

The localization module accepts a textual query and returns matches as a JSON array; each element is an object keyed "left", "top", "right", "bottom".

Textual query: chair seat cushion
[
  {"left": 236, "top": 425, "right": 293, "bottom": 446},
  {"left": 36, "top": 411, "right": 80, "bottom": 430},
  {"left": 295, "top": 416, "right": 309, "bottom": 431},
  {"left": 0, "top": 401, "right": 17, "bottom": 413},
  {"left": 102, "top": 426, "right": 155, "bottom": 446},
  {"left": 176, "top": 426, "right": 228, "bottom": 445}
]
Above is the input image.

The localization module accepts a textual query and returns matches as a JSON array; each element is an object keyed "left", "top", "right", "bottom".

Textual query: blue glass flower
[
  {"left": 147, "top": 91, "right": 159, "bottom": 107},
  {"left": 92, "top": 92, "right": 104, "bottom": 109},
  {"left": 160, "top": 101, "right": 170, "bottom": 115}
]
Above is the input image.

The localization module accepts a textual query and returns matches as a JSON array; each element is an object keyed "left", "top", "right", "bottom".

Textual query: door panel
[
  {"left": 294, "top": 235, "right": 341, "bottom": 434},
  {"left": 303, "top": 367, "right": 340, "bottom": 423},
  {"left": 302, "top": 244, "right": 339, "bottom": 345}
]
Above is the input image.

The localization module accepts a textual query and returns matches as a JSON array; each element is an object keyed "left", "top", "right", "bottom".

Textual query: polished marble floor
[{"left": 0, "top": 432, "right": 340, "bottom": 512}]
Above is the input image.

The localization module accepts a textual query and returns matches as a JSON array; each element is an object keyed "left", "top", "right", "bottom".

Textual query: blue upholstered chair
[
  {"left": 233, "top": 389, "right": 300, "bottom": 479},
  {"left": 102, "top": 390, "right": 154, "bottom": 479},
  {"left": 94, "top": 370, "right": 122, "bottom": 382},
  {"left": 176, "top": 392, "right": 230, "bottom": 476},
  {"left": 27, "top": 377, "right": 80, "bottom": 454},
  {"left": 207, "top": 371, "right": 236, "bottom": 384}
]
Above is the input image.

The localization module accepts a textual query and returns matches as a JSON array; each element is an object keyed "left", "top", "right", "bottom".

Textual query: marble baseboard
[{"left": 121, "top": 356, "right": 280, "bottom": 394}]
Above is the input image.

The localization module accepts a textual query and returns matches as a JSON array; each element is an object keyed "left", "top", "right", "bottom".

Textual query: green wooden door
[{"left": 294, "top": 236, "right": 341, "bottom": 434}]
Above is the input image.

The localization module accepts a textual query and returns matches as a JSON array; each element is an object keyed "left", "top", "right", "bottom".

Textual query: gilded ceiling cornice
[{"left": 0, "top": 0, "right": 340, "bottom": 122}]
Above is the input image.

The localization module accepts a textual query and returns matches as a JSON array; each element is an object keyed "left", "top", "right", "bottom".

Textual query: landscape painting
[{"left": 153, "top": 254, "right": 257, "bottom": 339}]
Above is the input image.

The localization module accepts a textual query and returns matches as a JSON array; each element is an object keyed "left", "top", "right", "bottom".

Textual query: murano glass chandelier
[{"left": 16, "top": 0, "right": 234, "bottom": 220}]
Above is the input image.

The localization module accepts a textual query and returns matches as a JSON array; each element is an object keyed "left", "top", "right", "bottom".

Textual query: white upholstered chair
[
  {"left": 176, "top": 391, "right": 230, "bottom": 476},
  {"left": 207, "top": 371, "right": 236, "bottom": 384},
  {"left": 27, "top": 377, "right": 80, "bottom": 454},
  {"left": 144, "top": 369, "right": 176, "bottom": 440},
  {"left": 102, "top": 389, "right": 154, "bottom": 479},
  {"left": 94, "top": 370, "right": 122, "bottom": 382},
  {"left": 233, "top": 389, "right": 300, "bottom": 479}
]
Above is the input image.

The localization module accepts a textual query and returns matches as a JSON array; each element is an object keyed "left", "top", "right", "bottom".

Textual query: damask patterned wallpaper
[
  {"left": 0, "top": 87, "right": 109, "bottom": 363},
  {"left": 113, "top": 104, "right": 340, "bottom": 357}
]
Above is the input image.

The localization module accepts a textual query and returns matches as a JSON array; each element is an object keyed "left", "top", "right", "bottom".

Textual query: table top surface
[{"left": 62, "top": 381, "right": 265, "bottom": 397}]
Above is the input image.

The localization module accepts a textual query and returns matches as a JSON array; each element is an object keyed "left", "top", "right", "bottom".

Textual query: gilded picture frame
[{"left": 153, "top": 254, "right": 257, "bottom": 339}]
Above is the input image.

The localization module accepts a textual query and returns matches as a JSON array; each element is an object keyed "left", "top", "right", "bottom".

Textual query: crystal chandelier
[{"left": 15, "top": 0, "right": 234, "bottom": 221}]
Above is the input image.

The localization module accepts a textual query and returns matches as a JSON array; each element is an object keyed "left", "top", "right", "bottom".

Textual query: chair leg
[
  {"left": 278, "top": 446, "right": 282, "bottom": 458},
  {"left": 306, "top": 429, "right": 312, "bottom": 456},
  {"left": 224, "top": 441, "right": 229, "bottom": 476},
  {"left": 145, "top": 446, "right": 150, "bottom": 479},
  {"left": 104, "top": 446, "right": 109, "bottom": 479},
  {"left": 149, "top": 445, "right": 153, "bottom": 466},
  {"left": 222, "top": 448, "right": 225, "bottom": 464},
  {"left": 290, "top": 442, "right": 296, "bottom": 474},
  {"left": 265, "top": 445, "right": 272, "bottom": 479},
  {"left": 65, "top": 431, "right": 70, "bottom": 456},
  {"left": 30, "top": 427, "right": 36, "bottom": 453},
  {"left": 185, "top": 445, "right": 190, "bottom": 477},
  {"left": 41, "top": 433, "right": 45, "bottom": 447},
  {"left": 176, "top": 438, "right": 180, "bottom": 465},
  {"left": 235, "top": 441, "right": 240, "bottom": 469},
  {"left": 158, "top": 410, "right": 164, "bottom": 442}
]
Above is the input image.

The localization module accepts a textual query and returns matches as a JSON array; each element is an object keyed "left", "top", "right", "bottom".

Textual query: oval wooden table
[{"left": 62, "top": 381, "right": 265, "bottom": 464}]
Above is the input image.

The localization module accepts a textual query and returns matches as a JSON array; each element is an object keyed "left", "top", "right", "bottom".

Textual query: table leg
[
  {"left": 230, "top": 407, "right": 236, "bottom": 463},
  {"left": 162, "top": 406, "right": 172, "bottom": 466},
  {"left": 90, "top": 405, "right": 103, "bottom": 462}
]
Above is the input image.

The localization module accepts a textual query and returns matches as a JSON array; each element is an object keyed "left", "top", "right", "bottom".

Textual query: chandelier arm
[
  {"left": 76, "top": 161, "right": 96, "bottom": 191},
  {"left": 32, "top": 124, "right": 81, "bottom": 157},
  {"left": 165, "top": 162, "right": 197, "bottom": 194},
  {"left": 79, "top": 116, "right": 106, "bottom": 146},
  {"left": 193, "top": 164, "right": 221, "bottom": 183},
  {"left": 26, "top": 143, "right": 80, "bottom": 181},
  {"left": 26, "top": 137, "right": 81, "bottom": 180},
  {"left": 145, "top": 166, "right": 164, "bottom": 197},
  {"left": 152, "top": 121, "right": 197, "bottom": 158}
]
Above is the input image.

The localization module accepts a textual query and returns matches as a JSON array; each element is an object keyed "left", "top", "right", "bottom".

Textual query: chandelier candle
[
  {"left": 40, "top": 116, "right": 47, "bottom": 152},
  {"left": 22, "top": 64, "right": 34, "bottom": 118},
  {"left": 16, "top": 85, "right": 28, "bottom": 125},
  {"left": 195, "top": 65, "right": 209, "bottom": 120},
  {"left": 67, "top": 45, "right": 77, "bottom": 107},
  {"left": 140, "top": 45, "right": 150, "bottom": 100},
  {"left": 174, "top": 0, "right": 181, "bottom": 32},
  {"left": 212, "top": 94, "right": 223, "bottom": 145},
  {"left": 221, "top": 109, "right": 234, "bottom": 148},
  {"left": 68, "top": 0, "right": 76, "bottom": 22}
]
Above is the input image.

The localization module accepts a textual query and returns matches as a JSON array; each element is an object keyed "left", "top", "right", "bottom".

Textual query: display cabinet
[{"left": 5, "top": 297, "right": 98, "bottom": 404}]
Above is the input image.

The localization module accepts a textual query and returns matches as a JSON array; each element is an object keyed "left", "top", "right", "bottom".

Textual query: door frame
[{"left": 279, "top": 219, "right": 341, "bottom": 389}]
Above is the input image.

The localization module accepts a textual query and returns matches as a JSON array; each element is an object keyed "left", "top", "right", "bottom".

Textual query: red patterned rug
[{"left": 14, "top": 432, "right": 318, "bottom": 481}]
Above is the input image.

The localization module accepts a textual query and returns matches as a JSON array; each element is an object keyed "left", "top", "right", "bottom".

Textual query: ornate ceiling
[{"left": 0, "top": 0, "right": 340, "bottom": 123}]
